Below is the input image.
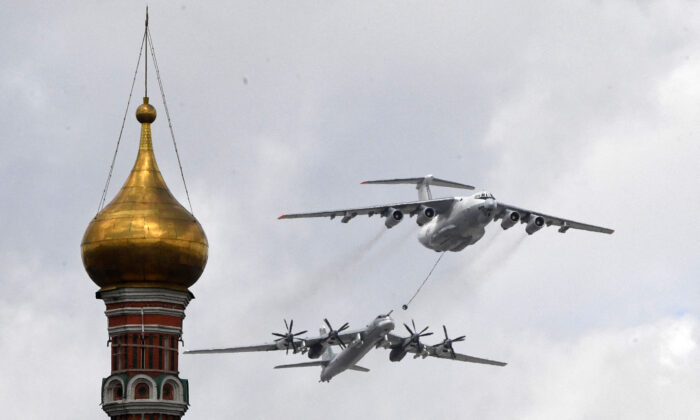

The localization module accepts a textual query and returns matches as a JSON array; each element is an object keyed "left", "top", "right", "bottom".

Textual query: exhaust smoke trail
[{"left": 287, "top": 225, "right": 389, "bottom": 302}]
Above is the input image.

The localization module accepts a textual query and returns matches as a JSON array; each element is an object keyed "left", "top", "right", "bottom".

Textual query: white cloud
[{"left": 1, "top": 1, "right": 699, "bottom": 419}]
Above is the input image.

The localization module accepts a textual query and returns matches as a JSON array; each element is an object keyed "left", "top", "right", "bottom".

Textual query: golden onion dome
[{"left": 81, "top": 97, "right": 208, "bottom": 291}]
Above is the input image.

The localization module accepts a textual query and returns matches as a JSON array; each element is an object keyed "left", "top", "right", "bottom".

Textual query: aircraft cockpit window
[{"left": 475, "top": 192, "right": 495, "bottom": 200}]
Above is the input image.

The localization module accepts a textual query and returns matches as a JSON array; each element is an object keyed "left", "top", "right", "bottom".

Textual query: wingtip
[
  {"left": 361, "top": 180, "right": 368, "bottom": 184},
  {"left": 278, "top": 215, "right": 286, "bottom": 220}
]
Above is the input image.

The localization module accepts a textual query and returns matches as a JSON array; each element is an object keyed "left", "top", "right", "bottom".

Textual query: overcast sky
[{"left": 1, "top": 1, "right": 698, "bottom": 419}]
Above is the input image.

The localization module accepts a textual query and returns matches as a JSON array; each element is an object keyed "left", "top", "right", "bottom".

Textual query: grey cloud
[{"left": 1, "top": 1, "right": 699, "bottom": 419}]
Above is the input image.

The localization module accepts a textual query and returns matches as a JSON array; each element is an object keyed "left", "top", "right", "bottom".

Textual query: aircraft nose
[
  {"left": 485, "top": 198, "right": 497, "bottom": 210},
  {"left": 384, "top": 319, "right": 395, "bottom": 330}
]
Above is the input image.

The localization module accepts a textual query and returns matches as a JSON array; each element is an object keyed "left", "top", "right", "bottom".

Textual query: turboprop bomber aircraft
[
  {"left": 279, "top": 175, "right": 614, "bottom": 252},
  {"left": 185, "top": 313, "right": 506, "bottom": 382}
]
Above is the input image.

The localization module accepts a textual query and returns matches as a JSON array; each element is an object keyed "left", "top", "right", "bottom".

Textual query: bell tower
[{"left": 81, "top": 12, "right": 208, "bottom": 420}]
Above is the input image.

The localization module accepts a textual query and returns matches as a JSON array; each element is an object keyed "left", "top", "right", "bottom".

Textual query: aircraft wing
[
  {"left": 496, "top": 202, "right": 614, "bottom": 234},
  {"left": 279, "top": 198, "right": 456, "bottom": 221},
  {"left": 383, "top": 333, "right": 506, "bottom": 366},
  {"left": 311, "top": 328, "right": 367, "bottom": 348},
  {"left": 185, "top": 329, "right": 367, "bottom": 355},
  {"left": 184, "top": 343, "right": 280, "bottom": 354},
  {"left": 429, "top": 349, "right": 507, "bottom": 366}
]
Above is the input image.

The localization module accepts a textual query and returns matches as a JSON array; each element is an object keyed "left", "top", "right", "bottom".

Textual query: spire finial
[{"left": 144, "top": 6, "right": 149, "bottom": 98}]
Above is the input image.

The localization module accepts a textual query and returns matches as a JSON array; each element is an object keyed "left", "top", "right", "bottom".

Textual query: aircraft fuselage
[
  {"left": 418, "top": 192, "right": 497, "bottom": 252},
  {"left": 320, "top": 316, "right": 395, "bottom": 382}
]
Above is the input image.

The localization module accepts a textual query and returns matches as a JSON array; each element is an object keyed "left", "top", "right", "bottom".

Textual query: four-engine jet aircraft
[
  {"left": 185, "top": 313, "right": 506, "bottom": 382},
  {"left": 279, "top": 175, "right": 614, "bottom": 252}
]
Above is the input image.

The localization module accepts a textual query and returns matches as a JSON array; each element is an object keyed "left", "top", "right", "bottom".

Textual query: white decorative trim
[
  {"left": 126, "top": 374, "right": 157, "bottom": 401},
  {"left": 102, "top": 376, "right": 126, "bottom": 404},
  {"left": 105, "top": 307, "right": 185, "bottom": 318},
  {"left": 98, "top": 288, "right": 193, "bottom": 306},
  {"left": 108, "top": 324, "right": 182, "bottom": 335},
  {"left": 160, "top": 375, "right": 185, "bottom": 402},
  {"left": 102, "top": 400, "right": 188, "bottom": 417}
]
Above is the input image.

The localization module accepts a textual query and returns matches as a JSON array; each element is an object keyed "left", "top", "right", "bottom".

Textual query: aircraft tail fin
[
  {"left": 320, "top": 326, "right": 335, "bottom": 362},
  {"left": 274, "top": 361, "right": 328, "bottom": 369},
  {"left": 347, "top": 364, "right": 370, "bottom": 372},
  {"left": 362, "top": 175, "right": 475, "bottom": 200}
]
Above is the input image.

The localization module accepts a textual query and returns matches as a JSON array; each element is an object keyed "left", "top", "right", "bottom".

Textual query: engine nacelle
[
  {"left": 307, "top": 342, "right": 325, "bottom": 359},
  {"left": 415, "top": 205, "right": 436, "bottom": 226},
  {"left": 500, "top": 210, "right": 520, "bottom": 230},
  {"left": 389, "top": 347, "right": 407, "bottom": 362},
  {"left": 384, "top": 207, "right": 403, "bottom": 229},
  {"left": 525, "top": 215, "right": 545, "bottom": 235}
]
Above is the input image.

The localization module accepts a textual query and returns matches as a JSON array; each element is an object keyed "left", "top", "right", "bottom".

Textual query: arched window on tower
[
  {"left": 162, "top": 383, "right": 174, "bottom": 400},
  {"left": 134, "top": 382, "right": 150, "bottom": 399},
  {"left": 160, "top": 377, "right": 183, "bottom": 402},
  {"left": 127, "top": 375, "right": 157, "bottom": 401},
  {"left": 103, "top": 378, "right": 125, "bottom": 403}
]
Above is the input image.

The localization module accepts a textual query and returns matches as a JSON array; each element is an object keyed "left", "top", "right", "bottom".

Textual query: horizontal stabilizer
[
  {"left": 347, "top": 365, "right": 370, "bottom": 372},
  {"left": 274, "top": 361, "right": 328, "bottom": 369},
  {"left": 362, "top": 176, "right": 474, "bottom": 191}
]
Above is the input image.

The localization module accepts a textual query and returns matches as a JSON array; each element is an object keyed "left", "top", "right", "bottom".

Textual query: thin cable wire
[
  {"left": 403, "top": 251, "right": 447, "bottom": 310},
  {"left": 147, "top": 28, "right": 194, "bottom": 214},
  {"left": 97, "top": 31, "right": 147, "bottom": 215}
]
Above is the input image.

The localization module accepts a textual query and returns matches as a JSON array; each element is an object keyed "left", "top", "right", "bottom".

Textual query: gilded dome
[{"left": 81, "top": 97, "right": 208, "bottom": 291}]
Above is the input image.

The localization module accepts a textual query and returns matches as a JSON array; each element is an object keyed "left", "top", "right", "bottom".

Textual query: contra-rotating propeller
[
  {"left": 402, "top": 320, "right": 433, "bottom": 352},
  {"left": 440, "top": 325, "right": 466, "bottom": 359},
  {"left": 272, "top": 319, "right": 307, "bottom": 354},
  {"left": 322, "top": 318, "right": 350, "bottom": 348}
]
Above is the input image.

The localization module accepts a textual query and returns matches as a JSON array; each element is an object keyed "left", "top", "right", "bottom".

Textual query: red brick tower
[{"left": 81, "top": 89, "right": 208, "bottom": 417}]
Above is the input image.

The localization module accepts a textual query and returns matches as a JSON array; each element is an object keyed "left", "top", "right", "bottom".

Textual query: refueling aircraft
[
  {"left": 279, "top": 175, "right": 613, "bottom": 252},
  {"left": 185, "top": 313, "right": 505, "bottom": 382}
]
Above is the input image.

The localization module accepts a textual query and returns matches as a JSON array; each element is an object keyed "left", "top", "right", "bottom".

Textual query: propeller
[
  {"left": 402, "top": 319, "right": 433, "bottom": 352},
  {"left": 440, "top": 325, "right": 466, "bottom": 359},
  {"left": 272, "top": 319, "right": 308, "bottom": 355},
  {"left": 322, "top": 318, "right": 350, "bottom": 349}
]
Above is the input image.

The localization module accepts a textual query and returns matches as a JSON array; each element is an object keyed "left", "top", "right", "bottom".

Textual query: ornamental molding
[
  {"left": 98, "top": 288, "right": 193, "bottom": 306},
  {"left": 105, "top": 306, "right": 185, "bottom": 318},
  {"left": 108, "top": 324, "right": 182, "bottom": 335},
  {"left": 102, "top": 400, "right": 188, "bottom": 417}
]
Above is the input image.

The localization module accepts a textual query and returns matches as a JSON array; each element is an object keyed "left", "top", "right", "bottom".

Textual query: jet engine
[
  {"left": 415, "top": 205, "right": 436, "bottom": 226},
  {"left": 500, "top": 210, "right": 520, "bottom": 230},
  {"left": 525, "top": 215, "right": 545, "bottom": 234},
  {"left": 383, "top": 207, "right": 404, "bottom": 229},
  {"left": 389, "top": 347, "right": 408, "bottom": 362}
]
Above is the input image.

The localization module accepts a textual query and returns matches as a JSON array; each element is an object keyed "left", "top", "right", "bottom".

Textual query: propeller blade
[
  {"left": 420, "top": 332, "right": 433, "bottom": 337},
  {"left": 404, "top": 323, "right": 414, "bottom": 335},
  {"left": 324, "top": 318, "right": 333, "bottom": 330},
  {"left": 443, "top": 325, "right": 448, "bottom": 339},
  {"left": 293, "top": 330, "right": 308, "bottom": 336},
  {"left": 450, "top": 347, "right": 456, "bottom": 359},
  {"left": 419, "top": 326, "right": 430, "bottom": 335},
  {"left": 412, "top": 320, "right": 417, "bottom": 331},
  {"left": 284, "top": 319, "right": 289, "bottom": 331},
  {"left": 272, "top": 333, "right": 286, "bottom": 338},
  {"left": 339, "top": 322, "right": 349, "bottom": 331},
  {"left": 454, "top": 336, "right": 466, "bottom": 342},
  {"left": 337, "top": 336, "right": 346, "bottom": 349},
  {"left": 289, "top": 319, "right": 294, "bottom": 333}
]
